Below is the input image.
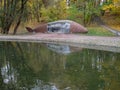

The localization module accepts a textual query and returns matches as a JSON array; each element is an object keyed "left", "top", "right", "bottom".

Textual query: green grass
[{"left": 86, "top": 26, "right": 115, "bottom": 36}]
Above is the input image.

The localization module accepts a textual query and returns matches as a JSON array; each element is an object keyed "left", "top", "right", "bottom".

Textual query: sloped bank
[{"left": 0, "top": 33, "right": 120, "bottom": 52}]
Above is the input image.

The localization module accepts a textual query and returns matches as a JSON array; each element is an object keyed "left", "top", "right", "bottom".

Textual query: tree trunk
[
  {"left": 0, "top": 0, "right": 28, "bottom": 34},
  {"left": 83, "top": 2, "right": 86, "bottom": 27},
  {"left": 13, "top": 18, "right": 21, "bottom": 35},
  {"left": 1, "top": 17, "right": 15, "bottom": 34},
  {"left": 13, "top": 0, "right": 28, "bottom": 34}
]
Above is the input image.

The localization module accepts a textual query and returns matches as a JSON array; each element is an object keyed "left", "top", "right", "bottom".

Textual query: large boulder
[{"left": 26, "top": 20, "right": 88, "bottom": 33}]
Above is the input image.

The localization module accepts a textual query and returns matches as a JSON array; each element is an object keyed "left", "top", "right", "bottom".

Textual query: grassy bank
[{"left": 86, "top": 26, "right": 115, "bottom": 36}]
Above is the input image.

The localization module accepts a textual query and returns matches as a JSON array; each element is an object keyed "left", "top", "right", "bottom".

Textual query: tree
[
  {"left": 0, "top": 0, "right": 67, "bottom": 34},
  {"left": 68, "top": 0, "right": 102, "bottom": 26},
  {"left": 40, "top": 0, "right": 67, "bottom": 22},
  {"left": 0, "top": 0, "right": 28, "bottom": 34}
]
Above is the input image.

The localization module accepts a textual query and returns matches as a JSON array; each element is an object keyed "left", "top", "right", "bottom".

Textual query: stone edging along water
[{"left": 0, "top": 33, "right": 120, "bottom": 52}]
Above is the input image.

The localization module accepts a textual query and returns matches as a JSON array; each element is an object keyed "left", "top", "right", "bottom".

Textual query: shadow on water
[{"left": 0, "top": 42, "right": 120, "bottom": 90}]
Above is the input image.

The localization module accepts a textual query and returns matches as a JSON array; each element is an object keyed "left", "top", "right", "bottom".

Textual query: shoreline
[{"left": 0, "top": 33, "right": 120, "bottom": 52}]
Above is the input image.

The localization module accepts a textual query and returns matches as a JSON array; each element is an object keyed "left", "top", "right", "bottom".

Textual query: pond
[{"left": 0, "top": 41, "right": 120, "bottom": 90}]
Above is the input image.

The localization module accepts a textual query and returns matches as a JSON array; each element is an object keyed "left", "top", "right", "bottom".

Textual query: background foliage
[{"left": 0, "top": 0, "right": 120, "bottom": 34}]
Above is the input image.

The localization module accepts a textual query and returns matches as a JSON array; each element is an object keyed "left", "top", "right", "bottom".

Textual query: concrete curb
[{"left": 0, "top": 34, "right": 120, "bottom": 52}]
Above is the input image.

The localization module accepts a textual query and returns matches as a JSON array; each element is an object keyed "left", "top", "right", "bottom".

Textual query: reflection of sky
[{"left": 1, "top": 62, "right": 17, "bottom": 84}]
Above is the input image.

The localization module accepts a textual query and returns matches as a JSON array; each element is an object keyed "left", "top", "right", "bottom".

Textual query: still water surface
[{"left": 0, "top": 41, "right": 120, "bottom": 90}]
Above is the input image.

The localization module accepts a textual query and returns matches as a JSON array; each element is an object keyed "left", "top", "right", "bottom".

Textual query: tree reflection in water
[{"left": 0, "top": 42, "right": 120, "bottom": 90}]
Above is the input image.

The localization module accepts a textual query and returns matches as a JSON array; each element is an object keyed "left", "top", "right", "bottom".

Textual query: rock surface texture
[{"left": 26, "top": 20, "right": 88, "bottom": 33}]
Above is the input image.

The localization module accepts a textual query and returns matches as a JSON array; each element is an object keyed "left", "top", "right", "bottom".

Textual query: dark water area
[{"left": 0, "top": 42, "right": 120, "bottom": 90}]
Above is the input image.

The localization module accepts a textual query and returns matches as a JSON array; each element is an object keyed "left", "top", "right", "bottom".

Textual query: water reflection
[
  {"left": 1, "top": 62, "right": 17, "bottom": 84},
  {"left": 46, "top": 43, "right": 82, "bottom": 55},
  {"left": 0, "top": 42, "right": 120, "bottom": 90}
]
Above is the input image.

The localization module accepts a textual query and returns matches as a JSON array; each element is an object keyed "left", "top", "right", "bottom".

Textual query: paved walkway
[{"left": 0, "top": 33, "right": 120, "bottom": 52}]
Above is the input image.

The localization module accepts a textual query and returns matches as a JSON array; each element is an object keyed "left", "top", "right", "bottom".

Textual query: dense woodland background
[{"left": 0, "top": 0, "right": 120, "bottom": 34}]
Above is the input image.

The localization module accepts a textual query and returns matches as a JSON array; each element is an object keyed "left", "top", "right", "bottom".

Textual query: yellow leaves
[
  {"left": 27, "top": 2, "right": 33, "bottom": 8},
  {"left": 60, "top": 0, "right": 67, "bottom": 10},
  {"left": 102, "top": 3, "right": 120, "bottom": 14},
  {"left": 109, "top": 4, "right": 114, "bottom": 8},
  {"left": 102, "top": 4, "right": 114, "bottom": 10},
  {"left": 40, "top": 6, "right": 50, "bottom": 21},
  {"left": 113, "top": 0, "right": 120, "bottom": 5},
  {"left": 102, "top": 0, "right": 120, "bottom": 11},
  {"left": 40, "top": 0, "right": 67, "bottom": 22},
  {"left": 113, "top": 0, "right": 119, "bottom": 3}
]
